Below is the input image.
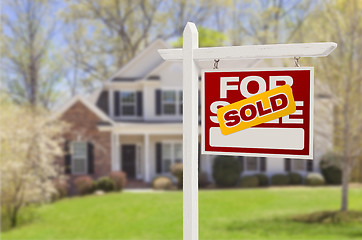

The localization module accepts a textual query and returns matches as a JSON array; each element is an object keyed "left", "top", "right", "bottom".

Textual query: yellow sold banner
[{"left": 217, "top": 85, "right": 296, "bottom": 135}]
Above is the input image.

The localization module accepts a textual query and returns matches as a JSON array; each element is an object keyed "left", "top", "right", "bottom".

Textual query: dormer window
[{"left": 121, "top": 91, "right": 136, "bottom": 116}]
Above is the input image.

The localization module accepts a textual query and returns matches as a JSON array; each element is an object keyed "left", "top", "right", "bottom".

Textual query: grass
[{"left": 2, "top": 187, "right": 362, "bottom": 240}]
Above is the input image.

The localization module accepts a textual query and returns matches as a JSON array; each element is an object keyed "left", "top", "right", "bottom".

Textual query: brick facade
[{"left": 60, "top": 100, "right": 111, "bottom": 180}]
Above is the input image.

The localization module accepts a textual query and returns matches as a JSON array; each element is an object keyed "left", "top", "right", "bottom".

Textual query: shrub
[
  {"left": 255, "top": 173, "right": 268, "bottom": 186},
  {"left": 74, "top": 176, "right": 94, "bottom": 195},
  {"left": 271, "top": 174, "right": 290, "bottom": 185},
  {"left": 109, "top": 171, "right": 127, "bottom": 191},
  {"left": 320, "top": 152, "right": 342, "bottom": 169},
  {"left": 171, "top": 163, "right": 183, "bottom": 189},
  {"left": 199, "top": 172, "right": 209, "bottom": 188},
  {"left": 52, "top": 179, "right": 68, "bottom": 201},
  {"left": 288, "top": 172, "right": 303, "bottom": 185},
  {"left": 320, "top": 152, "right": 342, "bottom": 184},
  {"left": 305, "top": 173, "right": 325, "bottom": 186},
  {"left": 322, "top": 166, "right": 342, "bottom": 185},
  {"left": 240, "top": 175, "right": 259, "bottom": 188},
  {"left": 152, "top": 176, "right": 173, "bottom": 190},
  {"left": 212, "top": 156, "right": 242, "bottom": 187},
  {"left": 95, "top": 177, "right": 116, "bottom": 192}
]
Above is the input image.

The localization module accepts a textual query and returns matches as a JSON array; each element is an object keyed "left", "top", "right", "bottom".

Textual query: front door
[{"left": 121, "top": 145, "right": 136, "bottom": 179}]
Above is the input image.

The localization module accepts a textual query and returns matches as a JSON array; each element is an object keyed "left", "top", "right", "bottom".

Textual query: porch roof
[{"left": 98, "top": 122, "right": 201, "bottom": 135}]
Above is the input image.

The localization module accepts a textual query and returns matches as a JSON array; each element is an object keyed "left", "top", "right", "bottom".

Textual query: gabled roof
[
  {"left": 52, "top": 95, "right": 114, "bottom": 125},
  {"left": 106, "top": 39, "right": 169, "bottom": 82}
]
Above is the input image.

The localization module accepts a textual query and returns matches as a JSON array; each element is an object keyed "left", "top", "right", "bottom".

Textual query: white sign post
[{"left": 158, "top": 22, "right": 336, "bottom": 240}]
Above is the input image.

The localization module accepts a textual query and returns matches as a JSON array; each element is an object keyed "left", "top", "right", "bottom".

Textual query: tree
[
  {"left": 0, "top": 94, "right": 67, "bottom": 229},
  {"left": 173, "top": 26, "right": 227, "bottom": 47},
  {"left": 229, "top": 0, "right": 314, "bottom": 45},
  {"left": 304, "top": 0, "right": 362, "bottom": 211},
  {"left": 61, "top": 0, "right": 224, "bottom": 90},
  {"left": 1, "top": 0, "right": 64, "bottom": 108}
]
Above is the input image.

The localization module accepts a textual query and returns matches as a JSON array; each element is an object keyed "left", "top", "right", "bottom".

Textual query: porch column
[
  {"left": 111, "top": 132, "right": 120, "bottom": 171},
  {"left": 111, "top": 132, "right": 116, "bottom": 171},
  {"left": 144, "top": 134, "right": 150, "bottom": 182},
  {"left": 115, "top": 133, "right": 120, "bottom": 171}
]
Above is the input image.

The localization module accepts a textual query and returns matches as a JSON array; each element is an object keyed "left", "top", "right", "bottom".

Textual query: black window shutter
[
  {"left": 64, "top": 140, "right": 71, "bottom": 174},
  {"left": 156, "top": 142, "right": 162, "bottom": 173},
  {"left": 307, "top": 160, "right": 313, "bottom": 172},
  {"left": 260, "top": 157, "right": 266, "bottom": 172},
  {"left": 284, "top": 158, "right": 291, "bottom": 172},
  {"left": 114, "top": 91, "right": 120, "bottom": 117},
  {"left": 179, "top": 90, "right": 183, "bottom": 115},
  {"left": 137, "top": 91, "right": 143, "bottom": 116},
  {"left": 156, "top": 89, "right": 162, "bottom": 115},
  {"left": 238, "top": 156, "right": 244, "bottom": 172},
  {"left": 198, "top": 90, "right": 201, "bottom": 116},
  {"left": 198, "top": 143, "right": 201, "bottom": 172},
  {"left": 88, "top": 142, "right": 94, "bottom": 174}
]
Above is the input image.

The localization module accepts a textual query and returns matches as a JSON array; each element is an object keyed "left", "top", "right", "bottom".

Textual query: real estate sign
[{"left": 202, "top": 68, "right": 314, "bottom": 159}]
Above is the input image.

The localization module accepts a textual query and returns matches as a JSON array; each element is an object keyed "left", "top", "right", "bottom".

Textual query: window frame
[
  {"left": 71, "top": 141, "right": 88, "bottom": 175},
  {"left": 244, "top": 156, "right": 259, "bottom": 172},
  {"left": 120, "top": 91, "right": 137, "bottom": 117},
  {"left": 161, "top": 141, "right": 183, "bottom": 173},
  {"left": 161, "top": 89, "right": 182, "bottom": 116},
  {"left": 292, "top": 159, "right": 306, "bottom": 172}
]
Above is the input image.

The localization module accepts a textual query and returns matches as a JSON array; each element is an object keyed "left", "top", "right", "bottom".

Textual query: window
[
  {"left": 121, "top": 91, "right": 136, "bottom": 116},
  {"left": 162, "top": 143, "right": 172, "bottom": 172},
  {"left": 179, "top": 90, "right": 183, "bottom": 115},
  {"left": 174, "top": 143, "right": 182, "bottom": 163},
  {"left": 162, "top": 90, "right": 182, "bottom": 115},
  {"left": 162, "top": 142, "right": 183, "bottom": 173},
  {"left": 162, "top": 91, "right": 176, "bottom": 114},
  {"left": 245, "top": 157, "right": 258, "bottom": 171},
  {"left": 292, "top": 159, "right": 305, "bottom": 171},
  {"left": 71, "top": 142, "right": 87, "bottom": 174}
]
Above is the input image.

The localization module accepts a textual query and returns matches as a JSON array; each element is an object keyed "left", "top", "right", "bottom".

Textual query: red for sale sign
[{"left": 201, "top": 68, "right": 314, "bottom": 159}]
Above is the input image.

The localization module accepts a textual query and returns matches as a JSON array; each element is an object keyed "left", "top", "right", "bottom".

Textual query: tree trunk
[
  {"left": 10, "top": 207, "right": 19, "bottom": 228},
  {"left": 341, "top": 162, "right": 349, "bottom": 211}
]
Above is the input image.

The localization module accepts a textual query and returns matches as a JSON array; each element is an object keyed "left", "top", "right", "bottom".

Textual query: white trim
[
  {"left": 145, "top": 60, "right": 177, "bottom": 79},
  {"left": 106, "top": 39, "right": 169, "bottom": 83},
  {"left": 158, "top": 42, "right": 337, "bottom": 61},
  {"left": 52, "top": 95, "right": 115, "bottom": 124},
  {"left": 86, "top": 88, "right": 102, "bottom": 104},
  {"left": 144, "top": 134, "right": 150, "bottom": 182},
  {"left": 111, "top": 133, "right": 116, "bottom": 171},
  {"left": 98, "top": 123, "right": 202, "bottom": 135}
]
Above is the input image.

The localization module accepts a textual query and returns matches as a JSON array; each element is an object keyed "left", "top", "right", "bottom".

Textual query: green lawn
[{"left": 2, "top": 187, "right": 362, "bottom": 240}]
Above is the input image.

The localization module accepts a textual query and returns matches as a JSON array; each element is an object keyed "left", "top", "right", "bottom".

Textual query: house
[{"left": 54, "top": 40, "right": 332, "bottom": 188}]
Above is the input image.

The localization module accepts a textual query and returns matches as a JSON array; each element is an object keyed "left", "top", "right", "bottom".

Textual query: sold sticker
[{"left": 217, "top": 85, "right": 296, "bottom": 135}]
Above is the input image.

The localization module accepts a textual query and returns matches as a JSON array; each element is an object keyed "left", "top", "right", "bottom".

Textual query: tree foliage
[
  {"left": 230, "top": 0, "right": 314, "bottom": 44},
  {"left": 0, "top": 94, "right": 67, "bottom": 229},
  {"left": 173, "top": 27, "right": 227, "bottom": 47},
  {"left": 303, "top": 0, "right": 362, "bottom": 211},
  {"left": 61, "top": 0, "right": 226, "bottom": 91},
  {"left": 1, "top": 0, "right": 64, "bottom": 108}
]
